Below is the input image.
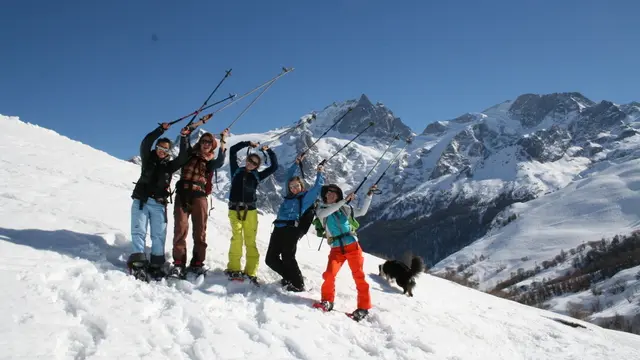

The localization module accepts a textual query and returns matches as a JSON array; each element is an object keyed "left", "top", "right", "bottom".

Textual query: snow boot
[
  {"left": 126, "top": 253, "right": 149, "bottom": 282},
  {"left": 147, "top": 254, "right": 168, "bottom": 280}
]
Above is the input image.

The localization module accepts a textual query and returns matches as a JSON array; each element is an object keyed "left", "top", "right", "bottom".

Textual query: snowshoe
[
  {"left": 346, "top": 309, "right": 369, "bottom": 322},
  {"left": 126, "top": 253, "right": 149, "bottom": 282},
  {"left": 225, "top": 270, "right": 245, "bottom": 282},
  {"left": 186, "top": 264, "right": 209, "bottom": 277},
  {"left": 131, "top": 265, "right": 149, "bottom": 282},
  {"left": 146, "top": 264, "right": 167, "bottom": 281},
  {"left": 312, "top": 301, "right": 334, "bottom": 312},
  {"left": 167, "top": 265, "right": 186, "bottom": 280},
  {"left": 284, "top": 283, "right": 305, "bottom": 292},
  {"left": 245, "top": 274, "right": 261, "bottom": 287}
]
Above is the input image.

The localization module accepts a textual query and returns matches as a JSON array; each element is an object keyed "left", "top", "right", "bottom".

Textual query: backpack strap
[{"left": 326, "top": 206, "right": 357, "bottom": 254}]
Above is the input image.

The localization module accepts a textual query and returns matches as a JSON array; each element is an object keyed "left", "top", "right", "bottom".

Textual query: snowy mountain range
[
  {"left": 3, "top": 113, "right": 640, "bottom": 359},
  {"left": 124, "top": 91, "right": 640, "bottom": 330}
]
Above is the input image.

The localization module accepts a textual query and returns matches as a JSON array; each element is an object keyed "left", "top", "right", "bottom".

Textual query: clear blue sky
[{"left": 1, "top": 0, "right": 638, "bottom": 160}]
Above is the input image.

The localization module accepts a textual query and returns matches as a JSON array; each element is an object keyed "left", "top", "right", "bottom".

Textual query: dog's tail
[{"left": 410, "top": 256, "right": 425, "bottom": 277}]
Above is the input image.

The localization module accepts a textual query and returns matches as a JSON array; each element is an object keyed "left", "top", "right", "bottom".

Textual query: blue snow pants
[{"left": 130, "top": 198, "right": 167, "bottom": 256}]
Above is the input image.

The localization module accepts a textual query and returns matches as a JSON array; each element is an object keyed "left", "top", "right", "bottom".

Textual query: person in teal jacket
[
  {"left": 265, "top": 153, "right": 325, "bottom": 291},
  {"left": 312, "top": 183, "right": 377, "bottom": 321}
]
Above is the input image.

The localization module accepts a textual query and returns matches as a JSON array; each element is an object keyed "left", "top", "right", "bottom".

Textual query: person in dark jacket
[
  {"left": 169, "top": 129, "right": 228, "bottom": 278},
  {"left": 128, "top": 122, "right": 190, "bottom": 279},
  {"left": 266, "top": 153, "right": 325, "bottom": 291},
  {"left": 225, "top": 140, "right": 278, "bottom": 283}
]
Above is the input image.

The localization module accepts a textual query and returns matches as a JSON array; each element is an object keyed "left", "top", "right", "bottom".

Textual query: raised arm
[
  {"left": 257, "top": 147, "right": 278, "bottom": 181},
  {"left": 352, "top": 193, "right": 373, "bottom": 217},
  {"left": 315, "top": 200, "right": 346, "bottom": 219},
  {"left": 167, "top": 132, "right": 190, "bottom": 172},
  {"left": 207, "top": 147, "right": 226, "bottom": 171},
  {"left": 229, "top": 140, "right": 249, "bottom": 175},
  {"left": 139, "top": 125, "right": 166, "bottom": 164}
]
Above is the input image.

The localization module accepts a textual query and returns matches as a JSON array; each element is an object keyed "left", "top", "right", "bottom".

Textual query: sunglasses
[
  {"left": 247, "top": 158, "right": 259, "bottom": 166},
  {"left": 156, "top": 145, "right": 170, "bottom": 153},
  {"left": 200, "top": 139, "right": 213, "bottom": 145}
]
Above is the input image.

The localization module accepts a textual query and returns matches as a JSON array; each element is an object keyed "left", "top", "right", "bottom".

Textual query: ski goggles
[{"left": 156, "top": 145, "right": 170, "bottom": 153}]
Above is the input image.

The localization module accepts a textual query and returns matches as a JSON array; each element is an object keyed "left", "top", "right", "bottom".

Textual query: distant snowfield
[
  {"left": 1, "top": 114, "right": 640, "bottom": 360},
  {"left": 433, "top": 153, "right": 640, "bottom": 291}
]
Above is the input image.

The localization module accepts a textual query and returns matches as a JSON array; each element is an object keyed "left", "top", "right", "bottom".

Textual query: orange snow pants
[{"left": 320, "top": 242, "right": 372, "bottom": 310}]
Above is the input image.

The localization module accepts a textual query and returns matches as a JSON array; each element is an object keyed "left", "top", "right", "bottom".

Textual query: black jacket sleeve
[
  {"left": 140, "top": 126, "right": 164, "bottom": 165},
  {"left": 258, "top": 149, "right": 278, "bottom": 181},
  {"left": 207, "top": 147, "right": 226, "bottom": 172},
  {"left": 229, "top": 141, "right": 249, "bottom": 175},
  {"left": 167, "top": 134, "right": 189, "bottom": 173}
]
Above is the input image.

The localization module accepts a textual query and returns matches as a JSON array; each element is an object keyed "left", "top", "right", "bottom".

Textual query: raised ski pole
[
  {"left": 182, "top": 67, "right": 294, "bottom": 131},
  {"left": 348, "top": 133, "right": 401, "bottom": 202},
  {"left": 218, "top": 67, "right": 293, "bottom": 120},
  {"left": 185, "top": 68, "right": 232, "bottom": 127},
  {"left": 264, "top": 113, "right": 316, "bottom": 144},
  {"left": 318, "top": 121, "right": 375, "bottom": 167},
  {"left": 300, "top": 107, "right": 353, "bottom": 157},
  {"left": 226, "top": 68, "right": 292, "bottom": 130},
  {"left": 168, "top": 94, "right": 236, "bottom": 126},
  {"left": 370, "top": 136, "right": 413, "bottom": 194}
]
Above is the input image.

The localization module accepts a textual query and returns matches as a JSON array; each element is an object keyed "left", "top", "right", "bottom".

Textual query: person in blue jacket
[{"left": 265, "top": 153, "right": 325, "bottom": 292}]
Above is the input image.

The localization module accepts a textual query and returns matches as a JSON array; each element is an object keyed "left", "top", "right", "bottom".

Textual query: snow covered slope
[
  {"left": 433, "top": 155, "right": 640, "bottom": 290},
  {"left": 3, "top": 114, "right": 640, "bottom": 359}
]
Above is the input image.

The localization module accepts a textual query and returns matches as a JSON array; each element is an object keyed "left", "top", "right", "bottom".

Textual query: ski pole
[
  {"left": 347, "top": 133, "right": 401, "bottom": 202},
  {"left": 167, "top": 93, "right": 236, "bottom": 126},
  {"left": 183, "top": 93, "right": 237, "bottom": 130},
  {"left": 216, "top": 67, "right": 293, "bottom": 118},
  {"left": 261, "top": 113, "right": 316, "bottom": 145},
  {"left": 226, "top": 68, "right": 291, "bottom": 130},
  {"left": 318, "top": 121, "right": 375, "bottom": 167},
  {"left": 185, "top": 68, "right": 232, "bottom": 127},
  {"left": 300, "top": 107, "right": 353, "bottom": 157},
  {"left": 187, "top": 67, "right": 294, "bottom": 131},
  {"left": 161, "top": 68, "right": 232, "bottom": 127},
  {"left": 370, "top": 136, "right": 413, "bottom": 194}
]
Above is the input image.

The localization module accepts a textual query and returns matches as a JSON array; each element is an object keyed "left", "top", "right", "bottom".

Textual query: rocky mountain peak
[
  {"left": 324, "top": 94, "right": 413, "bottom": 140},
  {"left": 508, "top": 92, "right": 595, "bottom": 128},
  {"left": 357, "top": 93, "right": 373, "bottom": 107}
]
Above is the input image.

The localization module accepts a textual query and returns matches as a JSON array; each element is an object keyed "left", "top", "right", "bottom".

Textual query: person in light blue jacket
[{"left": 265, "top": 153, "right": 325, "bottom": 292}]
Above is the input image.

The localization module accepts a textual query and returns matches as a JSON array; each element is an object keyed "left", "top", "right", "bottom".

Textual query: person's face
[
  {"left": 246, "top": 155, "right": 259, "bottom": 170},
  {"left": 155, "top": 142, "right": 171, "bottom": 159},
  {"left": 326, "top": 189, "right": 338, "bottom": 204},
  {"left": 200, "top": 137, "right": 213, "bottom": 152},
  {"left": 289, "top": 180, "right": 302, "bottom": 195}
]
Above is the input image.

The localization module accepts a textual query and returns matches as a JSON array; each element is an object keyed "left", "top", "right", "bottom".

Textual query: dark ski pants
[
  {"left": 172, "top": 192, "right": 208, "bottom": 267},
  {"left": 265, "top": 225, "right": 304, "bottom": 288}
]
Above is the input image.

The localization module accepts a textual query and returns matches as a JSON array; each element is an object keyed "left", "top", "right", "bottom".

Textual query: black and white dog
[{"left": 378, "top": 256, "right": 425, "bottom": 297}]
